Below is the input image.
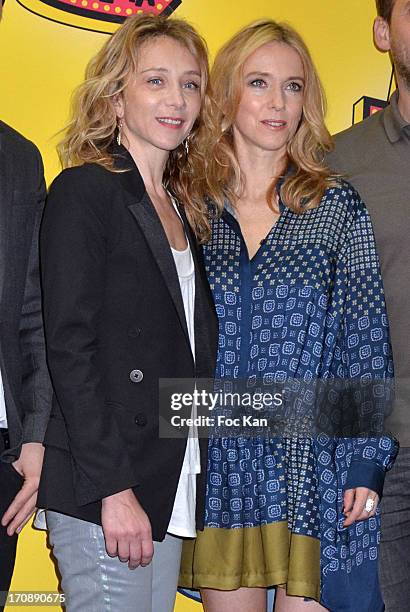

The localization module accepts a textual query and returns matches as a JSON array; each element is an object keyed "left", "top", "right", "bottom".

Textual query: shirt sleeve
[
  {"left": 19, "top": 145, "right": 53, "bottom": 444},
  {"left": 335, "top": 195, "right": 398, "bottom": 497}
]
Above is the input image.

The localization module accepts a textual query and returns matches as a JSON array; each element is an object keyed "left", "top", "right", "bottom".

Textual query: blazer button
[
  {"left": 130, "top": 369, "right": 144, "bottom": 383},
  {"left": 134, "top": 413, "right": 147, "bottom": 427}
]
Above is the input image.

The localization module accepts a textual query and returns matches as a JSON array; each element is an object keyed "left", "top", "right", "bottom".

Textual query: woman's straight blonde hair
[
  {"left": 58, "top": 14, "right": 211, "bottom": 240},
  {"left": 187, "top": 19, "right": 336, "bottom": 240}
]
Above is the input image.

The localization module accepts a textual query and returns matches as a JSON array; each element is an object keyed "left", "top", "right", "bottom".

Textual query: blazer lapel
[
  {"left": 127, "top": 194, "right": 191, "bottom": 349},
  {"left": 176, "top": 204, "right": 218, "bottom": 377},
  {"left": 113, "top": 143, "right": 205, "bottom": 360}
]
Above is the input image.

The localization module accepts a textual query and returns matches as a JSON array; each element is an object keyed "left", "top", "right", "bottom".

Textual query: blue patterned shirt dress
[{"left": 179, "top": 181, "right": 397, "bottom": 612}]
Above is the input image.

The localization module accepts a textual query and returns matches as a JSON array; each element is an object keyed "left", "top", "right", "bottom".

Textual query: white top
[
  {"left": 0, "top": 372, "right": 7, "bottom": 428},
  {"left": 166, "top": 237, "right": 200, "bottom": 538}
]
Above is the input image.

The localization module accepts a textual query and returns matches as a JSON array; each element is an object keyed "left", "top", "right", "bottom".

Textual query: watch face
[{"left": 16, "top": 0, "right": 182, "bottom": 34}]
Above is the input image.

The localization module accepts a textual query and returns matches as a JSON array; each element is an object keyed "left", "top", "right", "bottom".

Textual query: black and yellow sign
[{"left": 17, "top": 0, "right": 181, "bottom": 33}]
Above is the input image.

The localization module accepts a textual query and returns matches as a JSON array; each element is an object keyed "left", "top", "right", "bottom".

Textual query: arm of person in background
[
  {"left": 39, "top": 167, "right": 152, "bottom": 568},
  {"left": 1, "top": 145, "right": 53, "bottom": 535}
]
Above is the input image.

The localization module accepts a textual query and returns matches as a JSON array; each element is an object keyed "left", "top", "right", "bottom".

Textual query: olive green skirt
[{"left": 179, "top": 521, "right": 320, "bottom": 600}]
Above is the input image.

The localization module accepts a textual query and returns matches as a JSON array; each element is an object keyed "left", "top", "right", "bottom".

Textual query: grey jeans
[
  {"left": 379, "top": 447, "right": 410, "bottom": 612},
  {"left": 46, "top": 511, "right": 182, "bottom": 612}
]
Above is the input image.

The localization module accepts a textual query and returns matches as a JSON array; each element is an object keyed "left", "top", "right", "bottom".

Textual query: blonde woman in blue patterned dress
[{"left": 179, "top": 19, "right": 398, "bottom": 612}]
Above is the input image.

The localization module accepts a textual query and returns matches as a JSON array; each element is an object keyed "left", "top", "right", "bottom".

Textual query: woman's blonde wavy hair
[
  {"left": 58, "top": 14, "right": 211, "bottom": 240},
  {"left": 188, "top": 19, "right": 336, "bottom": 240}
]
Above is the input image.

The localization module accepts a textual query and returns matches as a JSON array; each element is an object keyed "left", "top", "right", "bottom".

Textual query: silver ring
[{"left": 365, "top": 498, "right": 375, "bottom": 513}]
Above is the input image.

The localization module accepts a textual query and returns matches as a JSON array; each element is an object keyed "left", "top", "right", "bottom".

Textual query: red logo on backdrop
[{"left": 17, "top": 0, "right": 182, "bottom": 33}]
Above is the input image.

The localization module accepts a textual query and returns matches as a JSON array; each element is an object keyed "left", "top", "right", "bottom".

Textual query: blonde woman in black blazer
[{"left": 38, "top": 15, "right": 217, "bottom": 612}]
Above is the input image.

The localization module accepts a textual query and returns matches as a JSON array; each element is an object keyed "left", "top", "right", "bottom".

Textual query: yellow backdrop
[{"left": 0, "top": 1, "right": 392, "bottom": 610}]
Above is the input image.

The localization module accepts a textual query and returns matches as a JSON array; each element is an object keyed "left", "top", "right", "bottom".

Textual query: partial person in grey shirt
[
  {"left": 0, "top": 1, "right": 52, "bottom": 608},
  {"left": 326, "top": 1, "right": 410, "bottom": 610}
]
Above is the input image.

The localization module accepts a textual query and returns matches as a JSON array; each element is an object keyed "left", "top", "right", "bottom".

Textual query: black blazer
[
  {"left": 38, "top": 146, "right": 218, "bottom": 540},
  {"left": 0, "top": 121, "right": 52, "bottom": 462}
]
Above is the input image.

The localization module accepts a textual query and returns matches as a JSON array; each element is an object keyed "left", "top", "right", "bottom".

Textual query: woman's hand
[
  {"left": 343, "top": 486, "right": 379, "bottom": 527},
  {"left": 102, "top": 489, "right": 153, "bottom": 570}
]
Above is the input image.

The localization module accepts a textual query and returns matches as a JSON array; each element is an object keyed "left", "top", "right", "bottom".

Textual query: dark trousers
[
  {"left": 379, "top": 447, "right": 410, "bottom": 612},
  {"left": 0, "top": 430, "right": 23, "bottom": 612}
]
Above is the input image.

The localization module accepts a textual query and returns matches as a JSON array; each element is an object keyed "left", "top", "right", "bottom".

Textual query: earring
[
  {"left": 183, "top": 134, "right": 190, "bottom": 155},
  {"left": 116, "top": 120, "right": 123, "bottom": 146}
]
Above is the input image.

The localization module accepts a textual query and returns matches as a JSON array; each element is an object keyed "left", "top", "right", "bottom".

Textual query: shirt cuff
[{"left": 345, "top": 460, "right": 386, "bottom": 498}]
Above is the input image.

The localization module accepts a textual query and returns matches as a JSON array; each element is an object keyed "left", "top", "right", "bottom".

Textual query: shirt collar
[{"left": 383, "top": 90, "right": 410, "bottom": 143}]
